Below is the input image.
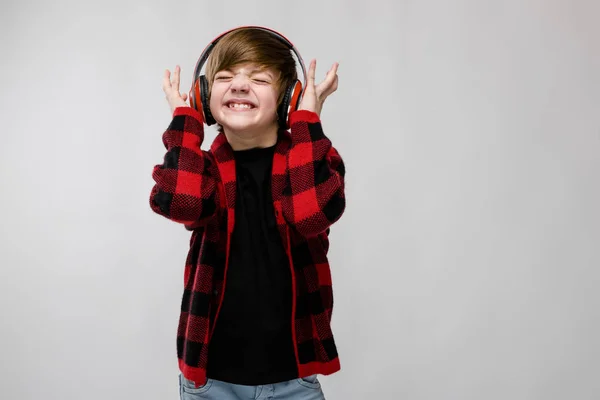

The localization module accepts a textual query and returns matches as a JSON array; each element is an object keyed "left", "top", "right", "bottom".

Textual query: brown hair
[{"left": 205, "top": 27, "right": 298, "bottom": 109}]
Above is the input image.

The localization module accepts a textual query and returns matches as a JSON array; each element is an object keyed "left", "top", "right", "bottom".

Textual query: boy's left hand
[{"left": 297, "top": 59, "right": 339, "bottom": 117}]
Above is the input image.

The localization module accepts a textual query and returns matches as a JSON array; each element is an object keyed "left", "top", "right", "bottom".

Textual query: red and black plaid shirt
[{"left": 149, "top": 106, "right": 346, "bottom": 385}]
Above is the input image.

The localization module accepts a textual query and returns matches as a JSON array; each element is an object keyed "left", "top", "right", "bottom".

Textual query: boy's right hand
[{"left": 162, "top": 65, "right": 189, "bottom": 115}]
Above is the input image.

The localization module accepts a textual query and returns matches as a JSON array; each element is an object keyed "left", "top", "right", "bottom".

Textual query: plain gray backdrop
[{"left": 1, "top": 0, "right": 599, "bottom": 399}]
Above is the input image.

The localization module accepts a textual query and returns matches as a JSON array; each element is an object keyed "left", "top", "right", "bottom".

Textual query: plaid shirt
[{"left": 149, "top": 106, "right": 346, "bottom": 385}]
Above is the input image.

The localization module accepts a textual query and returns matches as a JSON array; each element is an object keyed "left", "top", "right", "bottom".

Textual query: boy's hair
[{"left": 205, "top": 27, "right": 298, "bottom": 131}]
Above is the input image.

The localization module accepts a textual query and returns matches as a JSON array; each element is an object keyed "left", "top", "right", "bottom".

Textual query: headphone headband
[{"left": 192, "top": 25, "right": 306, "bottom": 89}]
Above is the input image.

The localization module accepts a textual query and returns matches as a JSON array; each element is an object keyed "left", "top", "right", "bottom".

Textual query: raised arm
[
  {"left": 149, "top": 66, "right": 221, "bottom": 229},
  {"left": 281, "top": 59, "right": 346, "bottom": 236}
]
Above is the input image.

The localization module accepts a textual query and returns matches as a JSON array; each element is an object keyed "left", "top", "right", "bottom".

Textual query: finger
[
  {"left": 323, "top": 62, "right": 339, "bottom": 86},
  {"left": 315, "top": 63, "right": 338, "bottom": 92},
  {"left": 181, "top": 93, "right": 188, "bottom": 101},
  {"left": 316, "top": 75, "right": 339, "bottom": 101},
  {"left": 162, "top": 69, "right": 172, "bottom": 92},
  {"left": 324, "top": 74, "right": 338, "bottom": 97},
  {"left": 328, "top": 62, "right": 339, "bottom": 77},
  {"left": 172, "top": 65, "right": 181, "bottom": 92},
  {"left": 306, "top": 59, "right": 316, "bottom": 87}
]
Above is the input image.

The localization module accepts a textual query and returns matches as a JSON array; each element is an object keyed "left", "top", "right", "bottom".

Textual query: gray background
[{"left": 1, "top": 0, "right": 599, "bottom": 399}]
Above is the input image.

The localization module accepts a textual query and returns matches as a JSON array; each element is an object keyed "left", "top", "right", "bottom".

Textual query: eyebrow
[{"left": 220, "top": 67, "right": 274, "bottom": 78}]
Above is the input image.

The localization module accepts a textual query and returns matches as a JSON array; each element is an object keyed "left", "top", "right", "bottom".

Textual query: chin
[
  {"left": 219, "top": 119, "right": 256, "bottom": 132},
  {"left": 217, "top": 115, "right": 276, "bottom": 134}
]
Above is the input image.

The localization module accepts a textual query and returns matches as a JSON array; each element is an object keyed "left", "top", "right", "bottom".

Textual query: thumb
[{"left": 181, "top": 93, "right": 188, "bottom": 102}]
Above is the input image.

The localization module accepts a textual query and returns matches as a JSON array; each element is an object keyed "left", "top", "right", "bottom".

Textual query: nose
[{"left": 230, "top": 74, "right": 250, "bottom": 93}]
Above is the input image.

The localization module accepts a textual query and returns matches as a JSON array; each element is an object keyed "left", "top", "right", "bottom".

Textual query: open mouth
[{"left": 225, "top": 101, "right": 256, "bottom": 110}]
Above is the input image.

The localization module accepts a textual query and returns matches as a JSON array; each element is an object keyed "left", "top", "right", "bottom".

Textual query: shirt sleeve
[
  {"left": 282, "top": 110, "right": 346, "bottom": 236},
  {"left": 149, "top": 106, "right": 221, "bottom": 229}
]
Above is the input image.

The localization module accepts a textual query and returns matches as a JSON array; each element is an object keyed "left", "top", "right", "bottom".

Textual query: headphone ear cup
[
  {"left": 199, "top": 75, "right": 216, "bottom": 125},
  {"left": 190, "top": 79, "right": 201, "bottom": 113},
  {"left": 278, "top": 80, "right": 303, "bottom": 129}
]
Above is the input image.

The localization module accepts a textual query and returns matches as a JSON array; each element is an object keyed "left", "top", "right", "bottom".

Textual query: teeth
[{"left": 229, "top": 103, "right": 253, "bottom": 109}]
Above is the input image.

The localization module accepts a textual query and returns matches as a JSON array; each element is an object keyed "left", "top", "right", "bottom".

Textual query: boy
[{"left": 150, "top": 26, "right": 345, "bottom": 400}]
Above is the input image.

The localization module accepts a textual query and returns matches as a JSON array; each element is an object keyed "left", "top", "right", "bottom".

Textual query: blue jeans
[{"left": 179, "top": 374, "right": 326, "bottom": 400}]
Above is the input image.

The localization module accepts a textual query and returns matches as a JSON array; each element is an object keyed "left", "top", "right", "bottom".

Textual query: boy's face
[{"left": 209, "top": 63, "right": 280, "bottom": 135}]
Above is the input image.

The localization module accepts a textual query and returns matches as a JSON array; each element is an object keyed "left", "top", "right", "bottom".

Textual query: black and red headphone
[{"left": 188, "top": 25, "right": 307, "bottom": 129}]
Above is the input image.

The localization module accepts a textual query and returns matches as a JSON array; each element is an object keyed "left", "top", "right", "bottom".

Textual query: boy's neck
[{"left": 224, "top": 124, "right": 279, "bottom": 151}]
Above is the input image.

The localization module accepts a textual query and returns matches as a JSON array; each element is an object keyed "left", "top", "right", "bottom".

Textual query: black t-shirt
[{"left": 207, "top": 144, "right": 297, "bottom": 385}]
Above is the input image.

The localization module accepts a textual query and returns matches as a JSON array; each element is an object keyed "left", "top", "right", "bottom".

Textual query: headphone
[{"left": 188, "top": 25, "right": 307, "bottom": 129}]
